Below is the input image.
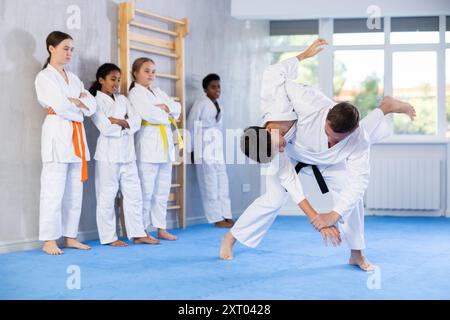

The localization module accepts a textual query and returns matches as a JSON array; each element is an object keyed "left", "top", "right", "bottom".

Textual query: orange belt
[{"left": 48, "top": 109, "right": 88, "bottom": 182}]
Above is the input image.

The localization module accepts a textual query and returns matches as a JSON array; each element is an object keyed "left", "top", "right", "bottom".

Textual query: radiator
[{"left": 366, "top": 159, "right": 441, "bottom": 210}]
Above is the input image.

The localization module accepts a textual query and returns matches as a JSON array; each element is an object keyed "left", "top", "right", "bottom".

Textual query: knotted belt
[
  {"left": 141, "top": 117, "right": 184, "bottom": 155},
  {"left": 295, "top": 162, "right": 329, "bottom": 194},
  {"left": 47, "top": 109, "right": 88, "bottom": 182}
]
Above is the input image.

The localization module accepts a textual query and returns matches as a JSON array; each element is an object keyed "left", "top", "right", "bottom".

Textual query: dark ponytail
[
  {"left": 89, "top": 63, "right": 122, "bottom": 96},
  {"left": 129, "top": 57, "right": 155, "bottom": 91},
  {"left": 43, "top": 31, "right": 73, "bottom": 70},
  {"left": 89, "top": 81, "right": 102, "bottom": 97}
]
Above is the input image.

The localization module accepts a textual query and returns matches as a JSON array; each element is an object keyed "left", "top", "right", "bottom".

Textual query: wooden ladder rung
[
  {"left": 135, "top": 8, "right": 186, "bottom": 26},
  {"left": 157, "top": 73, "right": 179, "bottom": 80},
  {"left": 120, "top": 3, "right": 188, "bottom": 229},
  {"left": 130, "top": 44, "right": 178, "bottom": 58},
  {"left": 130, "top": 21, "right": 179, "bottom": 37},
  {"left": 130, "top": 32, "right": 175, "bottom": 50}
]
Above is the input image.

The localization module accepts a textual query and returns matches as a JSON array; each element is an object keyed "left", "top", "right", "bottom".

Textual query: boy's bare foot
[
  {"left": 64, "top": 238, "right": 91, "bottom": 250},
  {"left": 225, "top": 219, "right": 235, "bottom": 226},
  {"left": 158, "top": 229, "right": 178, "bottom": 241},
  {"left": 215, "top": 220, "right": 233, "bottom": 228},
  {"left": 134, "top": 236, "right": 161, "bottom": 245},
  {"left": 380, "top": 96, "right": 416, "bottom": 121},
  {"left": 349, "top": 250, "right": 375, "bottom": 272},
  {"left": 43, "top": 240, "right": 64, "bottom": 255},
  {"left": 109, "top": 240, "right": 128, "bottom": 247},
  {"left": 220, "top": 232, "right": 236, "bottom": 260}
]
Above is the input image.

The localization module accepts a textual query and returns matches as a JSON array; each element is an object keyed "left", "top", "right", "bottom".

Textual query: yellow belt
[{"left": 142, "top": 118, "right": 184, "bottom": 155}]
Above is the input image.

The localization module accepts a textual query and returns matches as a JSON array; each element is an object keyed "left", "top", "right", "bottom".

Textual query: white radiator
[{"left": 366, "top": 159, "right": 441, "bottom": 210}]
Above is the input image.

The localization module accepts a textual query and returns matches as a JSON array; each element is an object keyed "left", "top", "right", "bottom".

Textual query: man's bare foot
[
  {"left": 380, "top": 96, "right": 416, "bottom": 121},
  {"left": 220, "top": 232, "right": 236, "bottom": 260},
  {"left": 42, "top": 240, "right": 64, "bottom": 255},
  {"left": 215, "top": 220, "right": 233, "bottom": 228},
  {"left": 64, "top": 238, "right": 91, "bottom": 250},
  {"left": 109, "top": 240, "right": 128, "bottom": 247},
  {"left": 158, "top": 229, "right": 178, "bottom": 241},
  {"left": 134, "top": 236, "right": 160, "bottom": 245},
  {"left": 349, "top": 250, "right": 375, "bottom": 272}
]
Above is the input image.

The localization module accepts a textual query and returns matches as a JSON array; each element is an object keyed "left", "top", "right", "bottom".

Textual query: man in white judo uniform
[
  {"left": 220, "top": 39, "right": 416, "bottom": 271},
  {"left": 187, "top": 74, "right": 234, "bottom": 228}
]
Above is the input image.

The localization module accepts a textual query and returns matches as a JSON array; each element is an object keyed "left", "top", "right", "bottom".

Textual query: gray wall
[{"left": 0, "top": 0, "right": 269, "bottom": 252}]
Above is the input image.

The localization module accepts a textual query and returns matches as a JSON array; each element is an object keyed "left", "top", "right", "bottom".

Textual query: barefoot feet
[
  {"left": 158, "top": 229, "right": 178, "bottom": 241},
  {"left": 215, "top": 220, "right": 234, "bottom": 228},
  {"left": 220, "top": 232, "right": 236, "bottom": 260},
  {"left": 380, "top": 96, "right": 416, "bottom": 121},
  {"left": 134, "top": 235, "right": 160, "bottom": 245},
  {"left": 64, "top": 238, "right": 91, "bottom": 250},
  {"left": 109, "top": 240, "right": 128, "bottom": 247},
  {"left": 349, "top": 250, "right": 375, "bottom": 272},
  {"left": 43, "top": 240, "right": 64, "bottom": 255}
]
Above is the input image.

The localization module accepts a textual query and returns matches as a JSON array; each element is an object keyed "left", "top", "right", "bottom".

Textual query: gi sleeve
[
  {"left": 35, "top": 72, "right": 84, "bottom": 122},
  {"left": 159, "top": 88, "right": 182, "bottom": 120},
  {"left": 78, "top": 80, "right": 97, "bottom": 117},
  {"left": 128, "top": 86, "right": 171, "bottom": 125},
  {"left": 91, "top": 99, "right": 122, "bottom": 138},
  {"left": 332, "top": 138, "right": 371, "bottom": 221},
  {"left": 186, "top": 100, "right": 204, "bottom": 153},
  {"left": 275, "top": 152, "right": 306, "bottom": 205},
  {"left": 260, "top": 57, "right": 299, "bottom": 126},
  {"left": 123, "top": 96, "right": 142, "bottom": 136}
]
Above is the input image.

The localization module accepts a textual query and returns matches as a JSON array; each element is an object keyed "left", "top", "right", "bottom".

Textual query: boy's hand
[
  {"left": 297, "top": 38, "right": 328, "bottom": 61},
  {"left": 311, "top": 211, "right": 341, "bottom": 231},
  {"left": 320, "top": 226, "right": 342, "bottom": 247}
]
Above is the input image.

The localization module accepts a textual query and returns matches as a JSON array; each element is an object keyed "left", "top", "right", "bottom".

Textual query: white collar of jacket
[
  {"left": 46, "top": 64, "right": 72, "bottom": 83},
  {"left": 284, "top": 123, "right": 297, "bottom": 143},
  {"left": 135, "top": 82, "right": 157, "bottom": 92},
  {"left": 96, "top": 90, "right": 119, "bottom": 102},
  {"left": 260, "top": 110, "right": 297, "bottom": 127}
]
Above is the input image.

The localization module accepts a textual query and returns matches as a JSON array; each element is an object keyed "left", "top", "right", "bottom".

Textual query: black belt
[{"left": 295, "top": 162, "right": 329, "bottom": 194}]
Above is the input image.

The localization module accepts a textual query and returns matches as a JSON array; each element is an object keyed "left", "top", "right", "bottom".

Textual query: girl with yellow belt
[{"left": 128, "top": 58, "right": 183, "bottom": 242}]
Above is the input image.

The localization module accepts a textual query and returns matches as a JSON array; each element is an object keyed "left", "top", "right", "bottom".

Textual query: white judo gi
[
  {"left": 128, "top": 83, "right": 182, "bottom": 230},
  {"left": 91, "top": 91, "right": 147, "bottom": 244},
  {"left": 187, "top": 96, "right": 232, "bottom": 223},
  {"left": 232, "top": 57, "right": 392, "bottom": 250},
  {"left": 35, "top": 65, "right": 97, "bottom": 241}
]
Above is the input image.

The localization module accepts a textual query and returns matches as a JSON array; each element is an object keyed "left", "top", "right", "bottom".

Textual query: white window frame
[{"left": 269, "top": 16, "right": 450, "bottom": 143}]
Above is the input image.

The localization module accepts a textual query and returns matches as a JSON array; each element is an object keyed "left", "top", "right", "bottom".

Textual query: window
[
  {"left": 392, "top": 51, "right": 437, "bottom": 135},
  {"left": 447, "top": 49, "right": 450, "bottom": 138},
  {"left": 270, "top": 20, "right": 318, "bottom": 47},
  {"left": 446, "top": 16, "right": 450, "bottom": 43},
  {"left": 333, "top": 18, "right": 384, "bottom": 45},
  {"left": 270, "top": 20, "right": 319, "bottom": 87},
  {"left": 271, "top": 52, "right": 319, "bottom": 87},
  {"left": 269, "top": 16, "right": 449, "bottom": 140},
  {"left": 333, "top": 50, "right": 384, "bottom": 118},
  {"left": 390, "top": 17, "right": 439, "bottom": 44}
]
